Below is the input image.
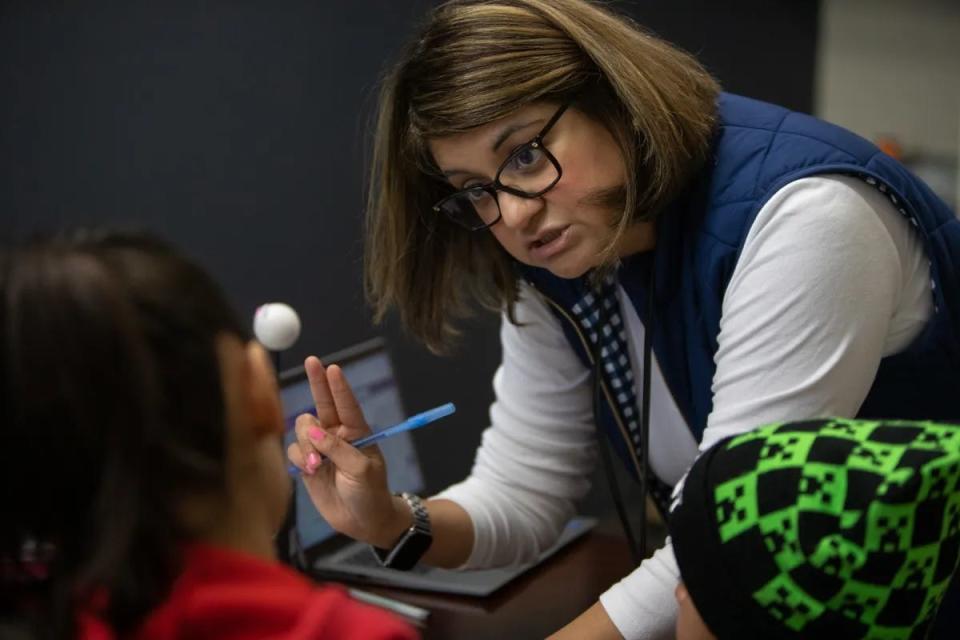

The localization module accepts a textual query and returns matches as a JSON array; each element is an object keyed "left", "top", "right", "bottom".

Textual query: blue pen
[{"left": 289, "top": 402, "right": 456, "bottom": 475}]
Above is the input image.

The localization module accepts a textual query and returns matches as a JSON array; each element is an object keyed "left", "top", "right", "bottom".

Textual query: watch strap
[{"left": 372, "top": 493, "right": 433, "bottom": 570}]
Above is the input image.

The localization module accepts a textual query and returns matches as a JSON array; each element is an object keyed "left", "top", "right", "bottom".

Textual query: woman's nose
[{"left": 497, "top": 191, "right": 543, "bottom": 230}]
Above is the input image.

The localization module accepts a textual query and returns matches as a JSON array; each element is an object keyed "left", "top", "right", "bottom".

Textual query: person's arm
[
  {"left": 365, "top": 496, "right": 474, "bottom": 568},
  {"left": 702, "top": 174, "right": 931, "bottom": 449},
  {"left": 289, "top": 282, "right": 599, "bottom": 569},
  {"left": 553, "top": 175, "right": 932, "bottom": 640},
  {"left": 548, "top": 602, "right": 624, "bottom": 640},
  {"left": 594, "top": 541, "right": 682, "bottom": 640},
  {"left": 286, "top": 363, "right": 477, "bottom": 569},
  {"left": 425, "top": 282, "right": 602, "bottom": 568}
]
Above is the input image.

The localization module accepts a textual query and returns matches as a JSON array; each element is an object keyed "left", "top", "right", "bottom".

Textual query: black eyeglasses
[{"left": 433, "top": 102, "right": 571, "bottom": 231}]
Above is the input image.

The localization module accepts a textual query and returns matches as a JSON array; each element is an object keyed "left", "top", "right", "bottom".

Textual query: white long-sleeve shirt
[{"left": 434, "top": 175, "right": 933, "bottom": 639}]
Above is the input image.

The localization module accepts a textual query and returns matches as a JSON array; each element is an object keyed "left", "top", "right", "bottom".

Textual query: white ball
[{"left": 253, "top": 303, "right": 301, "bottom": 351}]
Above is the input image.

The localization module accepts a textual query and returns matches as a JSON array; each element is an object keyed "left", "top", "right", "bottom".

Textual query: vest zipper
[{"left": 528, "top": 286, "right": 647, "bottom": 484}]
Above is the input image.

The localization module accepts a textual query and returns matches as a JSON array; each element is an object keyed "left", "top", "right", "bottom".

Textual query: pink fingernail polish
[
  {"left": 309, "top": 427, "right": 326, "bottom": 440},
  {"left": 307, "top": 452, "right": 319, "bottom": 467}
]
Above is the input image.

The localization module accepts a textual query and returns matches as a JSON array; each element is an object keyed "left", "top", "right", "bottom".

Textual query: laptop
[{"left": 279, "top": 336, "right": 596, "bottom": 596}]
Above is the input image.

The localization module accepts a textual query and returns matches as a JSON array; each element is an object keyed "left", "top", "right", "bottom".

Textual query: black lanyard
[{"left": 591, "top": 259, "right": 655, "bottom": 566}]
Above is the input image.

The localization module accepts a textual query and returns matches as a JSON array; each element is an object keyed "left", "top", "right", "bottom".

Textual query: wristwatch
[{"left": 372, "top": 492, "right": 433, "bottom": 570}]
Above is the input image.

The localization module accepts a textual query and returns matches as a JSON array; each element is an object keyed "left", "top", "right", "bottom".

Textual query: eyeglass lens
[{"left": 439, "top": 144, "right": 559, "bottom": 230}]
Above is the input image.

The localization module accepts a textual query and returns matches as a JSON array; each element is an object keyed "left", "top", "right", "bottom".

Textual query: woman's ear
[{"left": 243, "top": 341, "right": 285, "bottom": 439}]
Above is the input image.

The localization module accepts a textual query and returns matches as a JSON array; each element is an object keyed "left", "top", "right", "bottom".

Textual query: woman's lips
[{"left": 529, "top": 225, "right": 572, "bottom": 260}]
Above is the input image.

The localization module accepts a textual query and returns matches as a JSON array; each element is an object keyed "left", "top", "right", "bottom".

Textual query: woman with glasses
[{"left": 289, "top": 1, "right": 960, "bottom": 638}]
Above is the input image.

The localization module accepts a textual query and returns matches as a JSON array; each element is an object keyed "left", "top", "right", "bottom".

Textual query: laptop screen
[{"left": 280, "top": 338, "right": 426, "bottom": 549}]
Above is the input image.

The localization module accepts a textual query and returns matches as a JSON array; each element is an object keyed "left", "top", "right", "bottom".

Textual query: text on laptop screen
[{"left": 281, "top": 347, "right": 425, "bottom": 549}]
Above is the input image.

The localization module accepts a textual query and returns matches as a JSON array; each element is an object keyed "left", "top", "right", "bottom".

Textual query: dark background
[{"left": 0, "top": 1, "right": 818, "bottom": 511}]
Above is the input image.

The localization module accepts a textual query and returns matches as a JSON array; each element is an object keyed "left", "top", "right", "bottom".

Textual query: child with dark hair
[
  {"left": 670, "top": 417, "right": 960, "bottom": 639},
  {"left": 0, "top": 231, "right": 418, "bottom": 640}
]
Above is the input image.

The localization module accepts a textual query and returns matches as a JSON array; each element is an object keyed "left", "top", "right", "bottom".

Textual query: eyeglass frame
[{"left": 432, "top": 101, "right": 572, "bottom": 231}]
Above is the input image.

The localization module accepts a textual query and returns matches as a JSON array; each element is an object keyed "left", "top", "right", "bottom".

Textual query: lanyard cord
[
  {"left": 639, "top": 259, "right": 654, "bottom": 562},
  {"left": 591, "top": 260, "right": 654, "bottom": 567},
  {"left": 592, "top": 357, "right": 642, "bottom": 566}
]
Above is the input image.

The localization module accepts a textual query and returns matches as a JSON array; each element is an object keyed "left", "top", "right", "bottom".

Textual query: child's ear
[{"left": 244, "top": 342, "right": 285, "bottom": 438}]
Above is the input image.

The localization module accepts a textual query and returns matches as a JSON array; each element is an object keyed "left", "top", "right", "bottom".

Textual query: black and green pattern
[{"left": 671, "top": 418, "right": 960, "bottom": 639}]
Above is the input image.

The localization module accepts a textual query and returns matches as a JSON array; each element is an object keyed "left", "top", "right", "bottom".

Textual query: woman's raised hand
[{"left": 286, "top": 356, "right": 408, "bottom": 547}]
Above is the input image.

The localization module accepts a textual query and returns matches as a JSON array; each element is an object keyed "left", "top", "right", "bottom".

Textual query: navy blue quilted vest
[{"left": 520, "top": 93, "right": 960, "bottom": 497}]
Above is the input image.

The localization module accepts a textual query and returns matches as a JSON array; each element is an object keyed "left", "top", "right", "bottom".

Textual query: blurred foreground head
[
  {"left": 0, "top": 230, "right": 287, "bottom": 637},
  {"left": 672, "top": 417, "right": 960, "bottom": 639}
]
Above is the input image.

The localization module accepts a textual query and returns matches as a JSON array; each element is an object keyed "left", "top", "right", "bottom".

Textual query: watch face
[
  {"left": 388, "top": 529, "right": 433, "bottom": 571},
  {"left": 380, "top": 495, "right": 433, "bottom": 571}
]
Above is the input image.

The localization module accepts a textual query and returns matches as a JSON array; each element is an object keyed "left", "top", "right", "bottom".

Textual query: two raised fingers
[
  {"left": 324, "top": 364, "right": 372, "bottom": 440},
  {"left": 305, "top": 357, "right": 371, "bottom": 436},
  {"left": 290, "top": 356, "right": 375, "bottom": 475},
  {"left": 305, "top": 356, "right": 339, "bottom": 427}
]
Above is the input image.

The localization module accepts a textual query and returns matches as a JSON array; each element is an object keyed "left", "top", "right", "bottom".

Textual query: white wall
[
  {"left": 816, "top": 0, "right": 959, "bottom": 207},
  {"left": 816, "top": 0, "right": 959, "bottom": 156}
]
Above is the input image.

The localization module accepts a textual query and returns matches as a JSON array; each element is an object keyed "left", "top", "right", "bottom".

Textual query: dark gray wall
[
  {"left": 622, "top": 0, "right": 818, "bottom": 114},
  {"left": 0, "top": 2, "right": 818, "bottom": 505}
]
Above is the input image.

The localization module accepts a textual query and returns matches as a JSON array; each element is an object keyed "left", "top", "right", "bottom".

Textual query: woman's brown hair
[{"left": 365, "top": 0, "right": 720, "bottom": 353}]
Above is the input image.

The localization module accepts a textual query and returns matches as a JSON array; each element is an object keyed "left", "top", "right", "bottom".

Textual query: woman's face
[
  {"left": 429, "top": 102, "right": 651, "bottom": 279},
  {"left": 675, "top": 582, "right": 717, "bottom": 640}
]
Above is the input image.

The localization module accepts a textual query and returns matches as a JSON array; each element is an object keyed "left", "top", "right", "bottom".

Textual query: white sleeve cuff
[{"left": 597, "top": 540, "right": 681, "bottom": 640}]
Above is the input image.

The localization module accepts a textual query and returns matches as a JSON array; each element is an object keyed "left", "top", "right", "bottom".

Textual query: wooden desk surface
[{"left": 361, "top": 528, "right": 638, "bottom": 640}]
